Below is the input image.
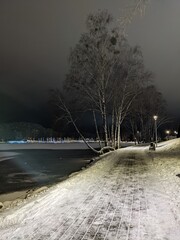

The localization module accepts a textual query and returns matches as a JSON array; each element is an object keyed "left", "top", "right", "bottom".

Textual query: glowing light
[
  {"left": 153, "top": 115, "right": 158, "bottom": 147},
  {"left": 166, "top": 130, "right": 170, "bottom": 135},
  {"left": 153, "top": 115, "right": 158, "bottom": 121}
]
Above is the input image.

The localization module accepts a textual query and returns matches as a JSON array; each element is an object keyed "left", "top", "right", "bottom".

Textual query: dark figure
[{"left": 149, "top": 142, "right": 156, "bottom": 151}]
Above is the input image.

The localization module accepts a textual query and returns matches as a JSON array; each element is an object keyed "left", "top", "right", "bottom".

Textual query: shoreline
[
  {"left": 0, "top": 142, "right": 132, "bottom": 211},
  {"left": 0, "top": 187, "right": 48, "bottom": 211},
  {"left": 0, "top": 155, "right": 99, "bottom": 211},
  {"left": 0, "top": 175, "right": 72, "bottom": 210},
  {"left": 0, "top": 142, "right": 101, "bottom": 210}
]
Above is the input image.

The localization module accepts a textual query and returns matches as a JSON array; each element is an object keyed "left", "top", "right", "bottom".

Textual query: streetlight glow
[
  {"left": 153, "top": 115, "right": 158, "bottom": 121},
  {"left": 153, "top": 115, "right": 158, "bottom": 147},
  {"left": 166, "top": 130, "right": 170, "bottom": 140},
  {"left": 166, "top": 130, "right": 170, "bottom": 135}
]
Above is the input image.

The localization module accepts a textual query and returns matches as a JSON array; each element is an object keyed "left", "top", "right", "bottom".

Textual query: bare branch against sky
[{"left": 118, "top": 0, "right": 150, "bottom": 33}]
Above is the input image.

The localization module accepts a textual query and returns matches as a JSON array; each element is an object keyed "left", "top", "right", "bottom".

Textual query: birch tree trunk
[
  {"left": 102, "top": 98, "right": 109, "bottom": 146},
  {"left": 93, "top": 110, "right": 102, "bottom": 149}
]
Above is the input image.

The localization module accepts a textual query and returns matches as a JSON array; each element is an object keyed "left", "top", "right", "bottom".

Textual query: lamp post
[
  {"left": 153, "top": 115, "right": 158, "bottom": 147},
  {"left": 174, "top": 131, "right": 178, "bottom": 138},
  {"left": 137, "top": 131, "right": 140, "bottom": 144},
  {"left": 166, "top": 130, "right": 170, "bottom": 140}
]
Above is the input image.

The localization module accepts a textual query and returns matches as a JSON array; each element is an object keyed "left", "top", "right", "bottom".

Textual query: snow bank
[{"left": 157, "top": 138, "right": 180, "bottom": 152}]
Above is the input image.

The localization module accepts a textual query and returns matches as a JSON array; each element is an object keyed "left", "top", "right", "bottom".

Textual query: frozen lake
[{"left": 0, "top": 143, "right": 99, "bottom": 195}]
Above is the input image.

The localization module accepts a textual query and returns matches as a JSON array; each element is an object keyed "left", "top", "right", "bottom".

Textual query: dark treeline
[
  {"left": 0, "top": 122, "right": 57, "bottom": 141},
  {"left": 50, "top": 10, "right": 171, "bottom": 153}
]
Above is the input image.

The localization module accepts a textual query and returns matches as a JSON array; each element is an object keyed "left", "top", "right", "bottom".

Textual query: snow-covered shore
[
  {"left": 0, "top": 142, "right": 101, "bottom": 203},
  {"left": 0, "top": 139, "right": 180, "bottom": 239},
  {"left": 0, "top": 141, "right": 134, "bottom": 204}
]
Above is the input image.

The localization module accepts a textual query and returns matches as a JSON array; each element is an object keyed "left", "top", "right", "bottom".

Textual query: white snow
[
  {"left": 0, "top": 140, "right": 180, "bottom": 239},
  {"left": 157, "top": 138, "right": 180, "bottom": 152}
]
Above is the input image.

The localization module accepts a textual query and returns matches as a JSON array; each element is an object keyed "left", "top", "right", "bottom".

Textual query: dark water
[{"left": 0, "top": 149, "right": 97, "bottom": 194}]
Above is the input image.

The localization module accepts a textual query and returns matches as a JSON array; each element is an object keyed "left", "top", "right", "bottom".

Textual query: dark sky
[{"left": 0, "top": 0, "right": 180, "bottom": 126}]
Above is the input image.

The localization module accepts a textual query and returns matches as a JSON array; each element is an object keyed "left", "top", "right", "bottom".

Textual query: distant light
[
  {"left": 174, "top": 131, "right": 178, "bottom": 135},
  {"left": 153, "top": 115, "right": 158, "bottom": 121},
  {"left": 166, "top": 130, "right": 170, "bottom": 135},
  {"left": 7, "top": 140, "right": 27, "bottom": 144}
]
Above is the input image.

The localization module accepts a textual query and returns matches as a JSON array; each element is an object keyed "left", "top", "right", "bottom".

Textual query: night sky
[{"left": 0, "top": 0, "right": 180, "bottom": 126}]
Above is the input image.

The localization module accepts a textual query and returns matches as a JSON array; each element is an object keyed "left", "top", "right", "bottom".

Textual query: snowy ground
[{"left": 0, "top": 139, "right": 180, "bottom": 240}]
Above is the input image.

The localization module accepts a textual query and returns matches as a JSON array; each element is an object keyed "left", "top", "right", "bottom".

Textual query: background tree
[
  {"left": 127, "top": 85, "right": 169, "bottom": 142},
  {"left": 0, "top": 122, "right": 56, "bottom": 141}
]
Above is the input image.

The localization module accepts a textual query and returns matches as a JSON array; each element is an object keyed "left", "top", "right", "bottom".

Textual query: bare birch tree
[
  {"left": 109, "top": 45, "right": 151, "bottom": 148},
  {"left": 65, "top": 10, "right": 124, "bottom": 146},
  {"left": 51, "top": 9, "right": 152, "bottom": 153}
]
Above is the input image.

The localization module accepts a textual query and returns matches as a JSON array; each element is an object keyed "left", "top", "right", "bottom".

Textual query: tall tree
[
  {"left": 51, "top": 10, "right": 151, "bottom": 153},
  {"left": 65, "top": 10, "right": 149, "bottom": 147},
  {"left": 65, "top": 10, "right": 120, "bottom": 146},
  {"left": 110, "top": 46, "right": 151, "bottom": 147}
]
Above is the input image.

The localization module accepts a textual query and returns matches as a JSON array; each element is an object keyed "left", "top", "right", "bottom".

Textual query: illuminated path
[{"left": 0, "top": 146, "right": 180, "bottom": 240}]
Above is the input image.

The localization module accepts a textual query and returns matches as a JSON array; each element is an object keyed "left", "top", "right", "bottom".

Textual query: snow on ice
[{"left": 0, "top": 139, "right": 180, "bottom": 239}]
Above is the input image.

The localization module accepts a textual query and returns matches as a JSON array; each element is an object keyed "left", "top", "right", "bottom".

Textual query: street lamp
[
  {"left": 166, "top": 130, "right": 170, "bottom": 140},
  {"left": 153, "top": 115, "right": 158, "bottom": 147}
]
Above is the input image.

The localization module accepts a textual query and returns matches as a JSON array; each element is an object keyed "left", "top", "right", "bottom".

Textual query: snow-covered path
[{"left": 0, "top": 146, "right": 180, "bottom": 240}]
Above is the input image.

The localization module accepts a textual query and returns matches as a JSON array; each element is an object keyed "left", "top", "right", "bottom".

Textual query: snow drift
[{"left": 157, "top": 138, "right": 180, "bottom": 152}]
